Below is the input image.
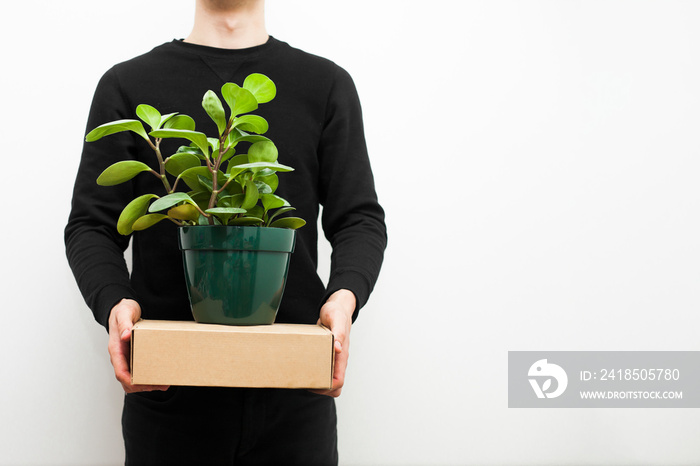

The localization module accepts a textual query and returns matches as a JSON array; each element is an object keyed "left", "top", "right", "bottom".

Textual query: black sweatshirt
[{"left": 65, "top": 37, "right": 387, "bottom": 330}]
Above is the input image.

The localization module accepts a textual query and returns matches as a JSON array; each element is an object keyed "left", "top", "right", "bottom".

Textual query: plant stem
[
  {"left": 206, "top": 122, "right": 234, "bottom": 222},
  {"left": 153, "top": 139, "right": 173, "bottom": 193},
  {"left": 207, "top": 157, "right": 220, "bottom": 225},
  {"left": 209, "top": 159, "right": 220, "bottom": 210},
  {"left": 191, "top": 203, "right": 210, "bottom": 219},
  {"left": 219, "top": 176, "right": 235, "bottom": 192}
]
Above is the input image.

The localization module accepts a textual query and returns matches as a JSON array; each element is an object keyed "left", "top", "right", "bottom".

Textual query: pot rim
[{"left": 178, "top": 225, "right": 297, "bottom": 253}]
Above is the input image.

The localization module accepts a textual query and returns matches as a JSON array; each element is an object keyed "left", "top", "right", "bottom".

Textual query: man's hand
[
  {"left": 108, "top": 298, "right": 169, "bottom": 393},
  {"left": 312, "top": 289, "right": 356, "bottom": 398}
]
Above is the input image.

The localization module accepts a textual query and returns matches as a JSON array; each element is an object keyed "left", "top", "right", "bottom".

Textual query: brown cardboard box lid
[{"left": 131, "top": 320, "right": 334, "bottom": 389}]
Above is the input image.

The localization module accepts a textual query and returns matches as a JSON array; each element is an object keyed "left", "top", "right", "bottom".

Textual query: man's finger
[
  {"left": 116, "top": 308, "right": 135, "bottom": 340},
  {"left": 124, "top": 384, "right": 170, "bottom": 393},
  {"left": 333, "top": 344, "right": 348, "bottom": 385},
  {"left": 328, "top": 316, "right": 348, "bottom": 347},
  {"left": 109, "top": 341, "right": 131, "bottom": 384}
]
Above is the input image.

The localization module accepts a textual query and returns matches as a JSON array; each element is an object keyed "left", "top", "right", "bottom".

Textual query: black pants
[{"left": 122, "top": 386, "right": 338, "bottom": 466}]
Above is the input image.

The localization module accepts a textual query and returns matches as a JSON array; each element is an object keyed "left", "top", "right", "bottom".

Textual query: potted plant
[{"left": 86, "top": 73, "right": 305, "bottom": 325}]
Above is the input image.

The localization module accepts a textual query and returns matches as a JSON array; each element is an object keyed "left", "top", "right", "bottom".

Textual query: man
[{"left": 65, "top": 1, "right": 387, "bottom": 464}]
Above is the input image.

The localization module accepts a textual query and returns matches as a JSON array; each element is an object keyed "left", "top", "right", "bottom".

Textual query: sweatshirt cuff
[
  {"left": 93, "top": 284, "right": 137, "bottom": 331},
  {"left": 321, "top": 269, "right": 372, "bottom": 323}
]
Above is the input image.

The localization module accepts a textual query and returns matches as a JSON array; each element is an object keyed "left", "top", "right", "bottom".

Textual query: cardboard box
[{"left": 130, "top": 320, "right": 334, "bottom": 389}]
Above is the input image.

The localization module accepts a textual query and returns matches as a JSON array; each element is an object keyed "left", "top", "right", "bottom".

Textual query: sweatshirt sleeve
[
  {"left": 65, "top": 68, "right": 138, "bottom": 331},
  {"left": 317, "top": 66, "right": 387, "bottom": 321}
]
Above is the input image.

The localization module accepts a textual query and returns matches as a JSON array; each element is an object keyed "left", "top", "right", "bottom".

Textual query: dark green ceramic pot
[{"left": 178, "top": 226, "right": 296, "bottom": 325}]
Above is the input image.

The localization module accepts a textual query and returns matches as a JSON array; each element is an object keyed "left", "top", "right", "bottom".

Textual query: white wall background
[{"left": 1, "top": 1, "right": 699, "bottom": 464}]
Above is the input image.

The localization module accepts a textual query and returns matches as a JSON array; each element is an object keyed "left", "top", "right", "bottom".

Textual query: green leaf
[
  {"left": 148, "top": 192, "right": 196, "bottom": 212},
  {"left": 188, "top": 189, "right": 211, "bottom": 204},
  {"left": 202, "top": 90, "right": 227, "bottom": 136},
  {"left": 136, "top": 104, "right": 162, "bottom": 131},
  {"left": 253, "top": 181, "right": 272, "bottom": 195},
  {"left": 227, "top": 165, "right": 250, "bottom": 179},
  {"left": 221, "top": 83, "right": 258, "bottom": 117},
  {"left": 159, "top": 112, "right": 178, "bottom": 128},
  {"left": 248, "top": 140, "right": 278, "bottom": 163},
  {"left": 206, "top": 207, "right": 246, "bottom": 215},
  {"left": 243, "top": 73, "right": 276, "bottom": 104},
  {"left": 229, "top": 217, "right": 264, "bottom": 226},
  {"left": 176, "top": 144, "right": 206, "bottom": 161},
  {"left": 222, "top": 179, "right": 243, "bottom": 195},
  {"left": 86, "top": 119, "right": 149, "bottom": 142},
  {"left": 149, "top": 129, "right": 209, "bottom": 156},
  {"left": 167, "top": 204, "right": 200, "bottom": 222},
  {"left": 178, "top": 166, "right": 213, "bottom": 191},
  {"left": 221, "top": 147, "right": 236, "bottom": 163},
  {"left": 97, "top": 161, "right": 152, "bottom": 186},
  {"left": 117, "top": 194, "right": 158, "bottom": 235},
  {"left": 226, "top": 128, "right": 270, "bottom": 148},
  {"left": 270, "top": 217, "right": 306, "bottom": 229},
  {"left": 233, "top": 115, "right": 268, "bottom": 134},
  {"left": 242, "top": 180, "right": 259, "bottom": 210},
  {"left": 226, "top": 128, "right": 243, "bottom": 148},
  {"left": 230, "top": 162, "right": 294, "bottom": 177},
  {"left": 219, "top": 194, "right": 245, "bottom": 208},
  {"left": 197, "top": 174, "right": 214, "bottom": 193},
  {"left": 163, "top": 114, "right": 196, "bottom": 131},
  {"left": 208, "top": 137, "right": 220, "bottom": 157},
  {"left": 244, "top": 205, "right": 264, "bottom": 220},
  {"left": 132, "top": 214, "right": 169, "bottom": 231},
  {"left": 267, "top": 206, "right": 296, "bottom": 225},
  {"left": 228, "top": 154, "right": 250, "bottom": 165},
  {"left": 261, "top": 193, "right": 290, "bottom": 212},
  {"left": 256, "top": 173, "right": 278, "bottom": 193},
  {"left": 226, "top": 154, "right": 249, "bottom": 174},
  {"left": 206, "top": 207, "right": 247, "bottom": 225},
  {"left": 236, "top": 134, "right": 270, "bottom": 144},
  {"left": 165, "top": 153, "right": 201, "bottom": 177}
]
